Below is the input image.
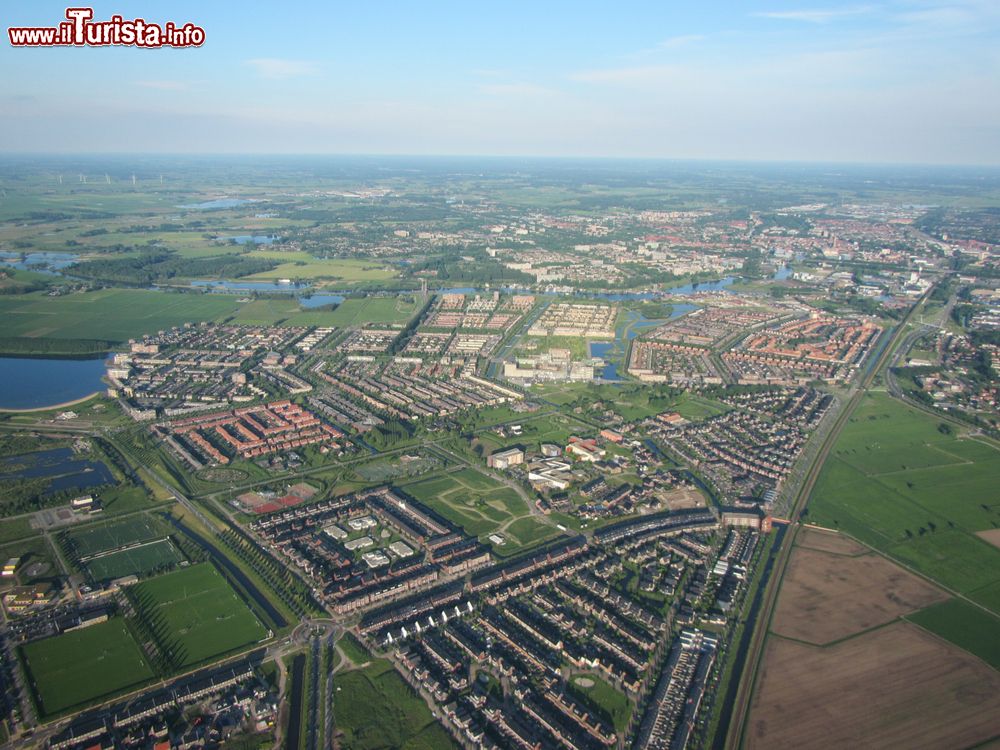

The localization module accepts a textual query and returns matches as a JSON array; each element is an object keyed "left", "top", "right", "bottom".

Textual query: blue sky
[{"left": 2, "top": 1, "right": 999, "bottom": 163}]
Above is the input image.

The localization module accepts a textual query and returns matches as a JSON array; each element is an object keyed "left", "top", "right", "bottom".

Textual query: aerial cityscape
[{"left": 1, "top": 2, "right": 999, "bottom": 750}]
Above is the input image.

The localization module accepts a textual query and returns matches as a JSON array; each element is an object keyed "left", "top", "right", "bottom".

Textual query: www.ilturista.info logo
[{"left": 8, "top": 7, "right": 205, "bottom": 48}]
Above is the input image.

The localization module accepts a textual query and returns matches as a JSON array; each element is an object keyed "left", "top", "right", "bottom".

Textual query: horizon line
[{"left": 1, "top": 151, "right": 1000, "bottom": 170}]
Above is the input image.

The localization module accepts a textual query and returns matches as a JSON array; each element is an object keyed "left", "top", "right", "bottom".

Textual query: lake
[{"left": 0, "top": 355, "right": 108, "bottom": 410}]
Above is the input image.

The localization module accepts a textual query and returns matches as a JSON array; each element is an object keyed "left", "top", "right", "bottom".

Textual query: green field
[
  {"left": 907, "top": 599, "right": 1000, "bottom": 669},
  {"left": 66, "top": 515, "right": 165, "bottom": 558},
  {"left": 0, "top": 536, "right": 57, "bottom": 584},
  {"left": 518, "top": 335, "right": 594, "bottom": 359},
  {"left": 353, "top": 454, "right": 442, "bottom": 482},
  {"left": 0, "top": 289, "right": 240, "bottom": 341},
  {"left": 85, "top": 538, "right": 185, "bottom": 581},
  {"left": 400, "top": 469, "right": 548, "bottom": 548},
  {"left": 21, "top": 618, "right": 154, "bottom": 716},
  {"left": 227, "top": 297, "right": 344, "bottom": 327},
  {"left": 244, "top": 254, "right": 397, "bottom": 284},
  {"left": 130, "top": 563, "right": 268, "bottom": 668},
  {"left": 808, "top": 392, "right": 1000, "bottom": 614},
  {"left": 570, "top": 674, "right": 633, "bottom": 734},
  {"left": 471, "top": 412, "right": 580, "bottom": 455},
  {"left": 324, "top": 296, "right": 421, "bottom": 326},
  {"left": 532, "top": 381, "right": 728, "bottom": 422},
  {"left": 333, "top": 659, "right": 457, "bottom": 750},
  {"left": 0, "top": 516, "right": 37, "bottom": 544}
]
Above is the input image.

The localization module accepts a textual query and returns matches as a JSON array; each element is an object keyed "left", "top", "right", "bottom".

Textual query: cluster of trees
[
  {"left": 72, "top": 250, "right": 278, "bottom": 285},
  {"left": 412, "top": 255, "right": 535, "bottom": 285},
  {"left": 0, "top": 336, "right": 111, "bottom": 356},
  {"left": 388, "top": 294, "right": 434, "bottom": 355},
  {"left": 0, "top": 270, "right": 49, "bottom": 295},
  {"left": 366, "top": 418, "right": 416, "bottom": 448},
  {"left": 217, "top": 527, "right": 317, "bottom": 617}
]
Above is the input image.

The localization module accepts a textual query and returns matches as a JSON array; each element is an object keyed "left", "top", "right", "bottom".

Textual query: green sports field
[
  {"left": 130, "top": 562, "right": 268, "bottom": 668},
  {"left": 0, "top": 289, "right": 240, "bottom": 342},
  {"left": 808, "top": 392, "right": 1000, "bottom": 615},
  {"left": 85, "top": 538, "right": 185, "bottom": 581},
  {"left": 21, "top": 618, "right": 154, "bottom": 716},
  {"left": 66, "top": 515, "right": 165, "bottom": 558}
]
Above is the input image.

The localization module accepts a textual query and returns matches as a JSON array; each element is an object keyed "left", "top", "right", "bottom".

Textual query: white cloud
[
  {"left": 753, "top": 6, "right": 874, "bottom": 23},
  {"left": 136, "top": 80, "right": 188, "bottom": 91},
  {"left": 244, "top": 58, "right": 318, "bottom": 80},
  {"left": 657, "top": 34, "right": 706, "bottom": 49},
  {"left": 478, "top": 82, "right": 556, "bottom": 97}
]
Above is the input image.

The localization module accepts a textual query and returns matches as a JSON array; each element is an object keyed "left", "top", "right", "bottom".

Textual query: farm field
[
  {"left": 333, "top": 659, "right": 457, "bottom": 750},
  {"left": 130, "top": 562, "right": 268, "bottom": 668},
  {"left": 794, "top": 526, "right": 868, "bottom": 555},
  {"left": 770, "top": 533, "right": 948, "bottom": 645},
  {"left": 746, "top": 622, "right": 1000, "bottom": 750},
  {"left": 807, "top": 392, "right": 1000, "bottom": 614},
  {"left": 21, "top": 618, "right": 154, "bottom": 716},
  {"left": 324, "top": 296, "right": 421, "bottom": 326},
  {"left": 907, "top": 599, "right": 1000, "bottom": 670},
  {"left": 0, "top": 289, "right": 240, "bottom": 341},
  {"left": 85, "top": 538, "right": 185, "bottom": 582}
]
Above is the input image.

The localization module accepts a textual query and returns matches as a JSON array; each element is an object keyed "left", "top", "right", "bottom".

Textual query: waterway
[
  {"left": 190, "top": 280, "right": 312, "bottom": 293},
  {"left": 437, "top": 277, "right": 737, "bottom": 300},
  {"left": 0, "top": 355, "right": 107, "bottom": 410},
  {"left": 588, "top": 302, "right": 699, "bottom": 381}
]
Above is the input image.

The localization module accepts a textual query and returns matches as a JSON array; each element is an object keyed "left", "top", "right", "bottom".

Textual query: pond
[
  {"left": 0, "top": 355, "right": 108, "bottom": 410},
  {"left": 178, "top": 198, "right": 255, "bottom": 210},
  {"left": 0, "top": 251, "right": 80, "bottom": 275},
  {"left": 0, "top": 447, "right": 115, "bottom": 496},
  {"left": 300, "top": 294, "right": 346, "bottom": 308},
  {"left": 223, "top": 235, "right": 280, "bottom": 245}
]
